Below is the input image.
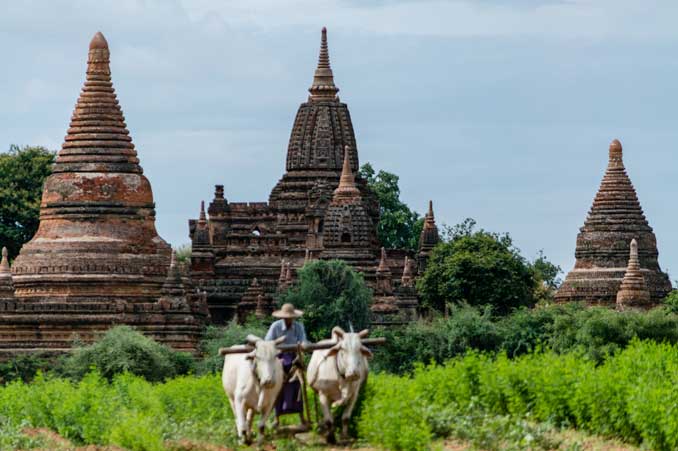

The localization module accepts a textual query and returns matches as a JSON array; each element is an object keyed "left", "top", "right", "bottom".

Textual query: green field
[{"left": 1, "top": 339, "right": 677, "bottom": 451}]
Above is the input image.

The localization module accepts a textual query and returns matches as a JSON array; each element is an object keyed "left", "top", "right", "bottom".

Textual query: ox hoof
[{"left": 326, "top": 431, "right": 337, "bottom": 445}]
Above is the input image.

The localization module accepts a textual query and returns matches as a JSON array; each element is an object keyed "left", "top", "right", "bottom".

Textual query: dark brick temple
[{"left": 188, "top": 28, "right": 438, "bottom": 325}]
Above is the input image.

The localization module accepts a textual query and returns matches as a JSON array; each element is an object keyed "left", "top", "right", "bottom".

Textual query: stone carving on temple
[
  {"left": 556, "top": 139, "right": 671, "bottom": 307},
  {"left": 0, "top": 32, "right": 207, "bottom": 357}
]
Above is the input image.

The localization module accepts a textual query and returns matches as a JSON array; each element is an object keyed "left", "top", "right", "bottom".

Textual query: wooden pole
[{"left": 218, "top": 337, "right": 387, "bottom": 356}]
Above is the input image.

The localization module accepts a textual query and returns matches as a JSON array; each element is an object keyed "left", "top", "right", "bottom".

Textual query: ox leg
[
  {"left": 235, "top": 399, "right": 252, "bottom": 445},
  {"left": 246, "top": 408, "right": 254, "bottom": 437},
  {"left": 319, "top": 392, "right": 336, "bottom": 444},
  {"left": 257, "top": 397, "right": 277, "bottom": 446},
  {"left": 341, "top": 390, "right": 360, "bottom": 441}
]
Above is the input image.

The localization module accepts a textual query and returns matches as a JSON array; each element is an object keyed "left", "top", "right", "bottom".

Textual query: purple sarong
[{"left": 275, "top": 353, "right": 303, "bottom": 415}]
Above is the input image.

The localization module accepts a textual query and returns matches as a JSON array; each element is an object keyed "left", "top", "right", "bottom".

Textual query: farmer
[{"left": 265, "top": 303, "right": 309, "bottom": 429}]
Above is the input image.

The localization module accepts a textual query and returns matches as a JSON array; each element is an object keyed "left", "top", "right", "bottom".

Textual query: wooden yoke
[{"left": 218, "top": 337, "right": 386, "bottom": 356}]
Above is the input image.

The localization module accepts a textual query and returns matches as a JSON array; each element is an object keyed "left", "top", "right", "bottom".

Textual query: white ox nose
[
  {"left": 261, "top": 378, "right": 275, "bottom": 388},
  {"left": 345, "top": 370, "right": 360, "bottom": 381}
]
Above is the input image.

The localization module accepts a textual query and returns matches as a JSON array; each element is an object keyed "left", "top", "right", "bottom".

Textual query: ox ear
[
  {"left": 332, "top": 326, "right": 346, "bottom": 341},
  {"left": 360, "top": 346, "right": 373, "bottom": 359},
  {"left": 327, "top": 342, "right": 341, "bottom": 357},
  {"left": 357, "top": 329, "right": 369, "bottom": 338},
  {"left": 274, "top": 336, "right": 286, "bottom": 346},
  {"left": 246, "top": 335, "right": 262, "bottom": 345},
  {"left": 245, "top": 350, "right": 256, "bottom": 360}
]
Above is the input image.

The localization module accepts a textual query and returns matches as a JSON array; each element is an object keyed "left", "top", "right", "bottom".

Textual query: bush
[
  {"left": 58, "top": 326, "right": 194, "bottom": 382},
  {"left": 278, "top": 260, "right": 372, "bottom": 342},
  {"left": 372, "top": 305, "right": 500, "bottom": 373},
  {"left": 0, "top": 353, "right": 53, "bottom": 384},
  {"left": 371, "top": 303, "right": 678, "bottom": 373},
  {"left": 195, "top": 318, "right": 267, "bottom": 374}
]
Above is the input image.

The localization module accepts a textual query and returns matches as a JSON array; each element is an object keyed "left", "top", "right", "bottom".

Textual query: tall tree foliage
[
  {"left": 418, "top": 219, "right": 536, "bottom": 315},
  {"left": 0, "top": 145, "right": 55, "bottom": 259},
  {"left": 277, "top": 260, "right": 372, "bottom": 342},
  {"left": 359, "top": 163, "right": 423, "bottom": 251}
]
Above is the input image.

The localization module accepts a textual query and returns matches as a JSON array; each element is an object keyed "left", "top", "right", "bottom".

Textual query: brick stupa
[
  {"left": 0, "top": 32, "right": 207, "bottom": 356},
  {"left": 556, "top": 139, "right": 671, "bottom": 306},
  {"left": 616, "top": 239, "right": 652, "bottom": 310}
]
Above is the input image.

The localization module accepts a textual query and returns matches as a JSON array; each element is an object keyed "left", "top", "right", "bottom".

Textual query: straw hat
[{"left": 272, "top": 303, "right": 303, "bottom": 319}]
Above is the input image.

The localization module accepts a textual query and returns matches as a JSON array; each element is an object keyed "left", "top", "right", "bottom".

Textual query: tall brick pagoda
[
  {"left": 556, "top": 139, "right": 671, "bottom": 306},
  {"left": 0, "top": 32, "right": 207, "bottom": 356},
  {"left": 189, "top": 28, "right": 422, "bottom": 324}
]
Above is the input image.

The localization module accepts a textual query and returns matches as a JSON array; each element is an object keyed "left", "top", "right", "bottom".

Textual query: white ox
[
  {"left": 222, "top": 335, "right": 285, "bottom": 445},
  {"left": 307, "top": 327, "right": 372, "bottom": 443}
]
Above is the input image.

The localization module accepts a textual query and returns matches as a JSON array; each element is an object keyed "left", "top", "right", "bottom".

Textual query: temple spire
[
  {"left": 56, "top": 31, "right": 139, "bottom": 173},
  {"left": 616, "top": 239, "right": 652, "bottom": 310},
  {"left": 377, "top": 247, "right": 389, "bottom": 273},
  {"left": 333, "top": 146, "right": 361, "bottom": 200},
  {"left": 162, "top": 250, "right": 185, "bottom": 296},
  {"left": 401, "top": 256, "right": 414, "bottom": 287},
  {"left": 309, "top": 27, "right": 339, "bottom": 101},
  {"left": 199, "top": 201, "right": 206, "bottom": 224},
  {"left": 0, "top": 247, "right": 10, "bottom": 275},
  {"left": 609, "top": 138, "right": 623, "bottom": 168},
  {"left": 0, "top": 247, "right": 14, "bottom": 299},
  {"left": 417, "top": 200, "right": 440, "bottom": 272}
]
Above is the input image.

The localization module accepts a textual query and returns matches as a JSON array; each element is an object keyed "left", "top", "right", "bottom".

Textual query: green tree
[
  {"left": 530, "top": 250, "right": 562, "bottom": 290},
  {"left": 417, "top": 219, "right": 536, "bottom": 315},
  {"left": 359, "top": 163, "right": 423, "bottom": 251},
  {"left": 0, "top": 145, "right": 55, "bottom": 259},
  {"left": 278, "top": 260, "right": 372, "bottom": 342},
  {"left": 530, "top": 250, "right": 562, "bottom": 302}
]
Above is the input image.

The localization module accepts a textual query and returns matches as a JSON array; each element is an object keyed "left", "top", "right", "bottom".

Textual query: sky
[{"left": 2, "top": 0, "right": 678, "bottom": 281}]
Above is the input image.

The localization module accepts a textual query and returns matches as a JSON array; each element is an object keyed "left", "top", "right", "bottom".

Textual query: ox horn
[
  {"left": 274, "top": 336, "right": 286, "bottom": 346},
  {"left": 357, "top": 329, "right": 369, "bottom": 338},
  {"left": 332, "top": 326, "right": 346, "bottom": 341},
  {"left": 246, "top": 334, "right": 262, "bottom": 345}
]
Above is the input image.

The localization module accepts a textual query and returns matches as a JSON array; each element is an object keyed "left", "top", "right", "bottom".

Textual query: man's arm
[
  {"left": 264, "top": 321, "right": 278, "bottom": 341},
  {"left": 297, "top": 322, "right": 308, "bottom": 344}
]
